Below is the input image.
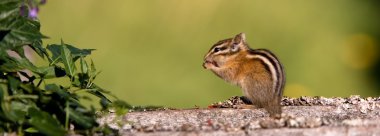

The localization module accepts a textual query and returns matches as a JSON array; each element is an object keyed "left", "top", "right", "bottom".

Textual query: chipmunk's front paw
[{"left": 239, "top": 96, "right": 253, "bottom": 104}]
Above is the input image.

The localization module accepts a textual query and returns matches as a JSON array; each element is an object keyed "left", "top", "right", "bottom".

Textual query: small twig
[
  {"left": 37, "top": 79, "right": 43, "bottom": 87},
  {"left": 5, "top": 95, "right": 38, "bottom": 101},
  {"left": 65, "top": 101, "right": 70, "bottom": 130}
]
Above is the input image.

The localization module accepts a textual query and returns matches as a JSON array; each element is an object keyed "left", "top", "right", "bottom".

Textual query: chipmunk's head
[{"left": 203, "top": 33, "right": 249, "bottom": 70}]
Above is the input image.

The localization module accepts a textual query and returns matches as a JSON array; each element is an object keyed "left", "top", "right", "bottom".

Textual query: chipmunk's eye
[
  {"left": 214, "top": 47, "right": 226, "bottom": 53},
  {"left": 214, "top": 47, "right": 221, "bottom": 52}
]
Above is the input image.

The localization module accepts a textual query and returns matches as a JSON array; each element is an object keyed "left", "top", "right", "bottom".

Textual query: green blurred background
[{"left": 38, "top": 0, "right": 380, "bottom": 108}]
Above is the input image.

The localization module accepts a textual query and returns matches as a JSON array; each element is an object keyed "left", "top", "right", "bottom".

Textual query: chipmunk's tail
[{"left": 266, "top": 96, "right": 282, "bottom": 119}]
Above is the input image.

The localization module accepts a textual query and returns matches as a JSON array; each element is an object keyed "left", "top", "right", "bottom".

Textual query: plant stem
[
  {"left": 49, "top": 57, "right": 60, "bottom": 66},
  {"left": 18, "top": 125, "right": 23, "bottom": 136},
  {"left": 6, "top": 95, "right": 38, "bottom": 101},
  {"left": 65, "top": 101, "right": 70, "bottom": 130},
  {"left": 36, "top": 79, "right": 43, "bottom": 87}
]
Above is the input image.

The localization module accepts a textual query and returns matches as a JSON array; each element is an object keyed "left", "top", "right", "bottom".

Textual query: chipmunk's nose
[
  {"left": 202, "top": 58, "right": 208, "bottom": 69},
  {"left": 203, "top": 58, "right": 212, "bottom": 69},
  {"left": 202, "top": 60, "right": 209, "bottom": 69}
]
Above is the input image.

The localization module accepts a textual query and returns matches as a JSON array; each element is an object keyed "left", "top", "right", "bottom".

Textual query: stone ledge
[{"left": 98, "top": 96, "right": 380, "bottom": 136}]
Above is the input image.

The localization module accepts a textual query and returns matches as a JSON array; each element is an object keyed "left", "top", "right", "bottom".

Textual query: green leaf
[
  {"left": 100, "top": 97, "right": 111, "bottom": 109},
  {"left": 34, "top": 66, "right": 55, "bottom": 78},
  {"left": 0, "top": 0, "right": 21, "bottom": 21},
  {"left": 0, "top": 85, "right": 8, "bottom": 120},
  {"left": 0, "top": 55, "right": 26, "bottom": 72},
  {"left": 90, "top": 83, "right": 113, "bottom": 96},
  {"left": 0, "top": 0, "right": 116, "bottom": 134},
  {"left": 0, "top": 53, "right": 38, "bottom": 73},
  {"left": 28, "top": 107, "right": 66, "bottom": 136},
  {"left": 45, "top": 84, "right": 82, "bottom": 108},
  {"left": 71, "top": 76, "right": 82, "bottom": 87},
  {"left": 87, "top": 84, "right": 112, "bottom": 102},
  {"left": 64, "top": 44, "right": 95, "bottom": 61},
  {"left": 6, "top": 109, "right": 25, "bottom": 123},
  {"left": 61, "top": 41, "right": 76, "bottom": 77},
  {"left": 24, "top": 127, "right": 39, "bottom": 133},
  {"left": 80, "top": 57, "right": 88, "bottom": 74},
  {"left": 111, "top": 100, "right": 132, "bottom": 116},
  {"left": 88, "top": 60, "right": 101, "bottom": 84},
  {"left": 67, "top": 107, "right": 97, "bottom": 129},
  {"left": 16, "top": 58, "right": 37, "bottom": 70},
  {"left": 47, "top": 44, "right": 95, "bottom": 63},
  {"left": 0, "top": 17, "right": 45, "bottom": 49},
  {"left": 7, "top": 75, "right": 21, "bottom": 94},
  {"left": 73, "top": 73, "right": 90, "bottom": 89},
  {"left": 2, "top": 101, "right": 30, "bottom": 123},
  {"left": 86, "top": 84, "right": 113, "bottom": 109},
  {"left": 0, "top": 85, "right": 4, "bottom": 102},
  {"left": 90, "top": 59, "right": 97, "bottom": 77},
  {"left": 0, "top": 30, "right": 11, "bottom": 41},
  {"left": 19, "top": 84, "right": 36, "bottom": 94},
  {"left": 46, "top": 44, "right": 62, "bottom": 64},
  {"left": 45, "top": 84, "right": 70, "bottom": 100},
  {"left": 0, "top": 52, "right": 66, "bottom": 78},
  {"left": 112, "top": 100, "right": 132, "bottom": 109},
  {"left": 13, "top": 46, "right": 26, "bottom": 58},
  {"left": 34, "top": 66, "right": 66, "bottom": 78},
  {"left": 29, "top": 40, "right": 47, "bottom": 59}
]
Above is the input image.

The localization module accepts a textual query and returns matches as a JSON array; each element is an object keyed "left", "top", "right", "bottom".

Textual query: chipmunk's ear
[
  {"left": 232, "top": 33, "right": 247, "bottom": 51},
  {"left": 233, "top": 33, "right": 246, "bottom": 44}
]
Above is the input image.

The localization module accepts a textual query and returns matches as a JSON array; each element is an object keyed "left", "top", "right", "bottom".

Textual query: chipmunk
[{"left": 203, "top": 33, "right": 285, "bottom": 118}]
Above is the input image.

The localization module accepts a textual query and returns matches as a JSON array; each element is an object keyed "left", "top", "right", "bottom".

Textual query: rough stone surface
[{"left": 98, "top": 96, "right": 380, "bottom": 136}]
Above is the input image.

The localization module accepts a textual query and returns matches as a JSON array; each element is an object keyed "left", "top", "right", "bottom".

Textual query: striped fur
[{"left": 248, "top": 49, "right": 285, "bottom": 97}]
